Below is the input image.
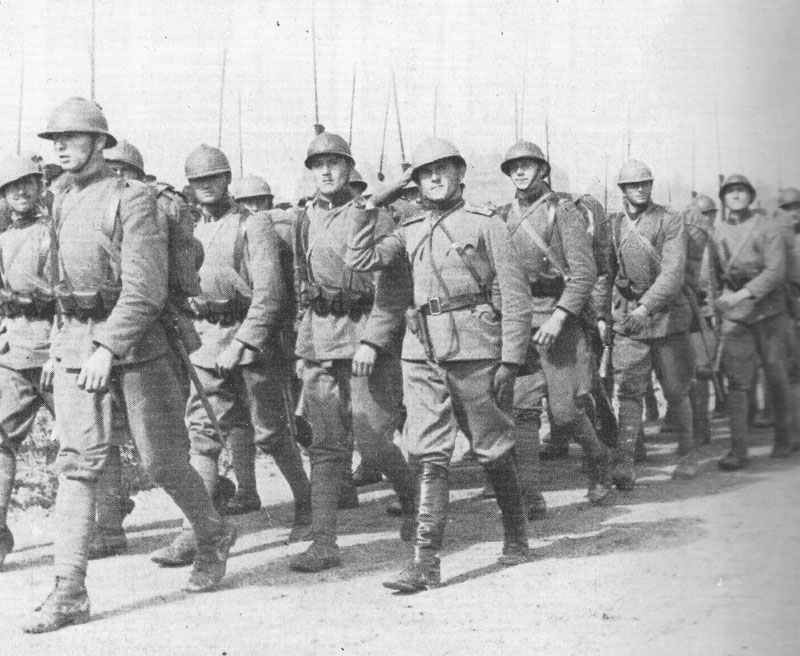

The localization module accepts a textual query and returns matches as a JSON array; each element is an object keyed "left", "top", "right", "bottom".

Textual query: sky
[{"left": 0, "top": 0, "right": 798, "bottom": 208}]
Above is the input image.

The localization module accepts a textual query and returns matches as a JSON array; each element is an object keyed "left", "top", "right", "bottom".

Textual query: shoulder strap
[
  {"left": 517, "top": 196, "right": 567, "bottom": 278},
  {"left": 719, "top": 215, "right": 760, "bottom": 274},
  {"left": 435, "top": 218, "right": 489, "bottom": 294},
  {"left": 92, "top": 179, "right": 125, "bottom": 282},
  {"left": 232, "top": 209, "right": 249, "bottom": 275},
  {"left": 621, "top": 210, "right": 662, "bottom": 270}
]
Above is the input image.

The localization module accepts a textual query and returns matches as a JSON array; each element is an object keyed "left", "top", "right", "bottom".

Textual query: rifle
[
  {"left": 311, "top": 2, "right": 324, "bottom": 135},
  {"left": 684, "top": 286, "right": 727, "bottom": 406},
  {"left": 392, "top": 70, "right": 408, "bottom": 169},
  {"left": 377, "top": 89, "right": 390, "bottom": 181}
]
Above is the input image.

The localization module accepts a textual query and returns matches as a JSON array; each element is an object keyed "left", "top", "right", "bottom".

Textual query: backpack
[{"left": 548, "top": 192, "right": 612, "bottom": 278}]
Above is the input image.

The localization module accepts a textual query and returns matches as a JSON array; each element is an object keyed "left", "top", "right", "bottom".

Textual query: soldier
[
  {"left": 348, "top": 169, "right": 368, "bottom": 197},
  {"left": 707, "top": 175, "right": 794, "bottom": 469},
  {"left": 24, "top": 98, "right": 235, "bottom": 633},
  {"left": 287, "top": 132, "right": 416, "bottom": 573},
  {"left": 497, "top": 140, "right": 612, "bottom": 507},
  {"left": 231, "top": 175, "right": 274, "bottom": 213},
  {"left": 346, "top": 137, "right": 533, "bottom": 592},
  {"left": 0, "top": 155, "right": 55, "bottom": 571},
  {"left": 151, "top": 144, "right": 311, "bottom": 567},
  {"left": 776, "top": 187, "right": 800, "bottom": 430},
  {"left": 606, "top": 159, "right": 695, "bottom": 489}
]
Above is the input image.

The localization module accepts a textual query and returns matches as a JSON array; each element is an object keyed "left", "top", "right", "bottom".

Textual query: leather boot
[
  {"left": 224, "top": 427, "right": 261, "bottom": 515},
  {"left": 485, "top": 452, "right": 529, "bottom": 566},
  {"left": 383, "top": 463, "right": 448, "bottom": 592},
  {"left": 613, "top": 398, "right": 641, "bottom": 490},
  {"left": 671, "top": 397, "right": 699, "bottom": 479},
  {"left": 374, "top": 442, "right": 416, "bottom": 541},
  {"left": 352, "top": 463, "right": 383, "bottom": 486},
  {"left": 644, "top": 384, "right": 660, "bottom": 423},
  {"left": 0, "top": 448, "right": 15, "bottom": 569},
  {"left": 719, "top": 390, "right": 749, "bottom": 470},
  {"left": 183, "top": 522, "right": 238, "bottom": 593},
  {"left": 691, "top": 379, "right": 711, "bottom": 446},
  {"left": 566, "top": 413, "right": 613, "bottom": 505},
  {"left": 91, "top": 446, "right": 128, "bottom": 559},
  {"left": 338, "top": 456, "right": 359, "bottom": 510},
  {"left": 767, "top": 368, "right": 792, "bottom": 458},
  {"left": 22, "top": 577, "right": 90, "bottom": 633},
  {"left": 265, "top": 436, "right": 312, "bottom": 542},
  {"left": 289, "top": 458, "right": 342, "bottom": 572}
]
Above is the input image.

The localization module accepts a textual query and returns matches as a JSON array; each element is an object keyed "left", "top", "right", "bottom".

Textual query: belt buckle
[{"left": 428, "top": 297, "right": 442, "bottom": 315}]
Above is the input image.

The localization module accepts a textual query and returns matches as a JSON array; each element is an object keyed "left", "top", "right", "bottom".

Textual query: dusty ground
[{"left": 1, "top": 415, "right": 799, "bottom": 656}]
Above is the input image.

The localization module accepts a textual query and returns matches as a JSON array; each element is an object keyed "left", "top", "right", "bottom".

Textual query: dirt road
[{"left": 2, "top": 416, "right": 799, "bottom": 655}]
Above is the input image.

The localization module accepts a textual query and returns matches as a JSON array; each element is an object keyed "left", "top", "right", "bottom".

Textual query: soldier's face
[
  {"left": 702, "top": 209, "right": 718, "bottom": 224},
  {"left": 108, "top": 162, "right": 143, "bottom": 182},
  {"left": 2, "top": 175, "right": 41, "bottom": 214},
  {"left": 417, "top": 159, "right": 464, "bottom": 203},
  {"left": 621, "top": 181, "right": 653, "bottom": 207},
  {"left": 723, "top": 185, "right": 753, "bottom": 211},
  {"left": 239, "top": 196, "right": 272, "bottom": 213},
  {"left": 52, "top": 132, "right": 101, "bottom": 172},
  {"left": 309, "top": 155, "right": 351, "bottom": 197},
  {"left": 190, "top": 173, "right": 229, "bottom": 205},
  {"left": 508, "top": 158, "right": 544, "bottom": 190}
]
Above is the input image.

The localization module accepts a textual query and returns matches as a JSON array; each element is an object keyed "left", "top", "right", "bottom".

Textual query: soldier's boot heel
[
  {"left": 383, "top": 554, "right": 441, "bottom": 593},
  {"left": 485, "top": 452, "right": 529, "bottom": 566},
  {"left": 0, "top": 526, "right": 14, "bottom": 570},
  {"left": 288, "top": 541, "right": 341, "bottom": 572},
  {"left": 22, "top": 577, "right": 90, "bottom": 634},
  {"left": 184, "top": 522, "right": 237, "bottom": 593},
  {"left": 150, "top": 528, "right": 196, "bottom": 567}
]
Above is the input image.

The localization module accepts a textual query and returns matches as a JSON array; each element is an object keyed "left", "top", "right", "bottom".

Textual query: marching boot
[
  {"left": 767, "top": 368, "right": 792, "bottom": 458},
  {"left": 374, "top": 442, "right": 416, "bottom": 541},
  {"left": 89, "top": 446, "right": 128, "bottom": 559},
  {"left": 352, "top": 462, "right": 383, "bottom": 487},
  {"left": 484, "top": 451, "right": 529, "bottom": 566},
  {"left": 0, "top": 447, "right": 16, "bottom": 569},
  {"left": 383, "top": 463, "right": 448, "bottom": 592},
  {"left": 183, "top": 522, "right": 238, "bottom": 593},
  {"left": 719, "top": 390, "right": 750, "bottom": 470},
  {"left": 790, "top": 383, "right": 800, "bottom": 452},
  {"left": 644, "top": 383, "right": 660, "bottom": 423},
  {"left": 265, "top": 436, "right": 312, "bottom": 542},
  {"left": 634, "top": 428, "right": 647, "bottom": 463},
  {"left": 613, "top": 398, "right": 641, "bottom": 490},
  {"left": 223, "top": 426, "right": 261, "bottom": 515},
  {"left": 150, "top": 452, "right": 219, "bottom": 567},
  {"left": 289, "top": 458, "right": 342, "bottom": 572},
  {"left": 24, "top": 477, "right": 95, "bottom": 633},
  {"left": 671, "top": 397, "right": 699, "bottom": 479},
  {"left": 691, "top": 378, "right": 712, "bottom": 446},
  {"left": 567, "top": 413, "right": 613, "bottom": 505},
  {"left": 514, "top": 411, "right": 546, "bottom": 520},
  {"left": 338, "top": 454, "right": 359, "bottom": 510}
]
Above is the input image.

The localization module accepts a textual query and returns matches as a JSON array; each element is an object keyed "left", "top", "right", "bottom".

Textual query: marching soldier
[
  {"left": 606, "top": 160, "right": 695, "bottom": 489},
  {"left": 231, "top": 175, "right": 274, "bottom": 213},
  {"left": 0, "top": 155, "right": 55, "bottom": 570},
  {"left": 151, "top": 144, "right": 312, "bottom": 566},
  {"left": 348, "top": 169, "right": 368, "bottom": 197},
  {"left": 708, "top": 175, "right": 794, "bottom": 469},
  {"left": 347, "top": 137, "right": 533, "bottom": 592},
  {"left": 497, "top": 140, "right": 612, "bottom": 507},
  {"left": 25, "top": 97, "right": 236, "bottom": 633},
  {"left": 287, "top": 132, "right": 415, "bottom": 573}
]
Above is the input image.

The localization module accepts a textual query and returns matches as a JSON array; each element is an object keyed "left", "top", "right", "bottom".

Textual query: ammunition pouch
[
  {"left": 307, "top": 283, "right": 374, "bottom": 320},
  {"left": 615, "top": 278, "right": 643, "bottom": 302},
  {"left": 529, "top": 275, "right": 565, "bottom": 299},
  {"left": 0, "top": 288, "right": 56, "bottom": 319},
  {"left": 189, "top": 292, "right": 251, "bottom": 326},
  {"left": 56, "top": 285, "right": 121, "bottom": 321}
]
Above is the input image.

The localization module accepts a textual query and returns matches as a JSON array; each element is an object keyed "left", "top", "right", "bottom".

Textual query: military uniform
[
  {"left": 606, "top": 201, "right": 693, "bottom": 485},
  {"left": 708, "top": 205, "right": 792, "bottom": 465},
  {"left": 0, "top": 206, "right": 54, "bottom": 567},
  {"left": 498, "top": 182, "right": 612, "bottom": 503},
  {"left": 346, "top": 138, "right": 532, "bottom": 590},
  {"left": 289, "top": 184, "right": 415, "bottom": 572}
]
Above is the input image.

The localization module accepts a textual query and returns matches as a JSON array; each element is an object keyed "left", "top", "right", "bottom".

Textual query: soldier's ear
[
  {"left": 456, "top": 163, "right": 467, "bottom": 183},
  {"left": 93, "top": 134, "right": 108, "bottom": 153}
]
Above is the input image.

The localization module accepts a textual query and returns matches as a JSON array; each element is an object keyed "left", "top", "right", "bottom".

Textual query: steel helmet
[
  {"left": 410, "top": 138, "right": 466, "bottom": 181},
  {"left": 231, "top": 175, "right": 273, "bottom": 201},
  {"left": 185, "top": 144, "right": 231, "bottom": 180},
  {"left": 694, "top": 194, "right": 716, "bottom": 213},
  {"left": 38, "top": 97, "right": 117, "bottom": 148},
  {"left": 718, "top": 174, "right": 755, "bottom": 201},
  {"left": 617, "top": 159, "right": 654, "bottom": 187},
  {"left": 105, "top": 139, "right": 145, "bottom": 177},
  {"left": 500, "top": 140, "right": 550, "bottom": 178},
  {"left": 777, "top": 187, "right": 800, "bottom": 208},
  {"left": 304, "top": 132, "right": 354, "bottom": 169},
  {"left": 348, "top": 169, "right": 368, "bottom": 194},
  {"left": 0, "top": 154, "right": 43, "bottom": 192}
]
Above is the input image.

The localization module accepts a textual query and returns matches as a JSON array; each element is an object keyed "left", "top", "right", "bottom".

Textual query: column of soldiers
[{"left": 0, "top": 95, "right": 798, "bottom": 632}]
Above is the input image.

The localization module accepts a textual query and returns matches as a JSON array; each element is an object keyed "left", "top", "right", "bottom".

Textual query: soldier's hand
[
  {"left": 40, "top": 358, "right": 56, "bottom": 392},
  {"left": 492, "top": 363, "right": 518, "bottom": 402},
  {"left": 216, "top": 341, "right": 245, "bottom": 377},
  {"left": 597, "top": 319, "right": 611, "bottom": 344},
  {"left": 351, "top": 343, "right": 378, "bottom": 377},
  {"left": 77, "top": 346, "right": 114, "bottom": 393},
  {"left": 623, "top": 304, "right": 649, "bottom": 333},
  {"left": 295, "top": 358, "right": 306, "bottom": 379},
  {"left": 715, "top": 288, "right": 752, "bottom": 313},
  {"left": 533, "top": 309, "right": 568, "bottom": 349}
]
